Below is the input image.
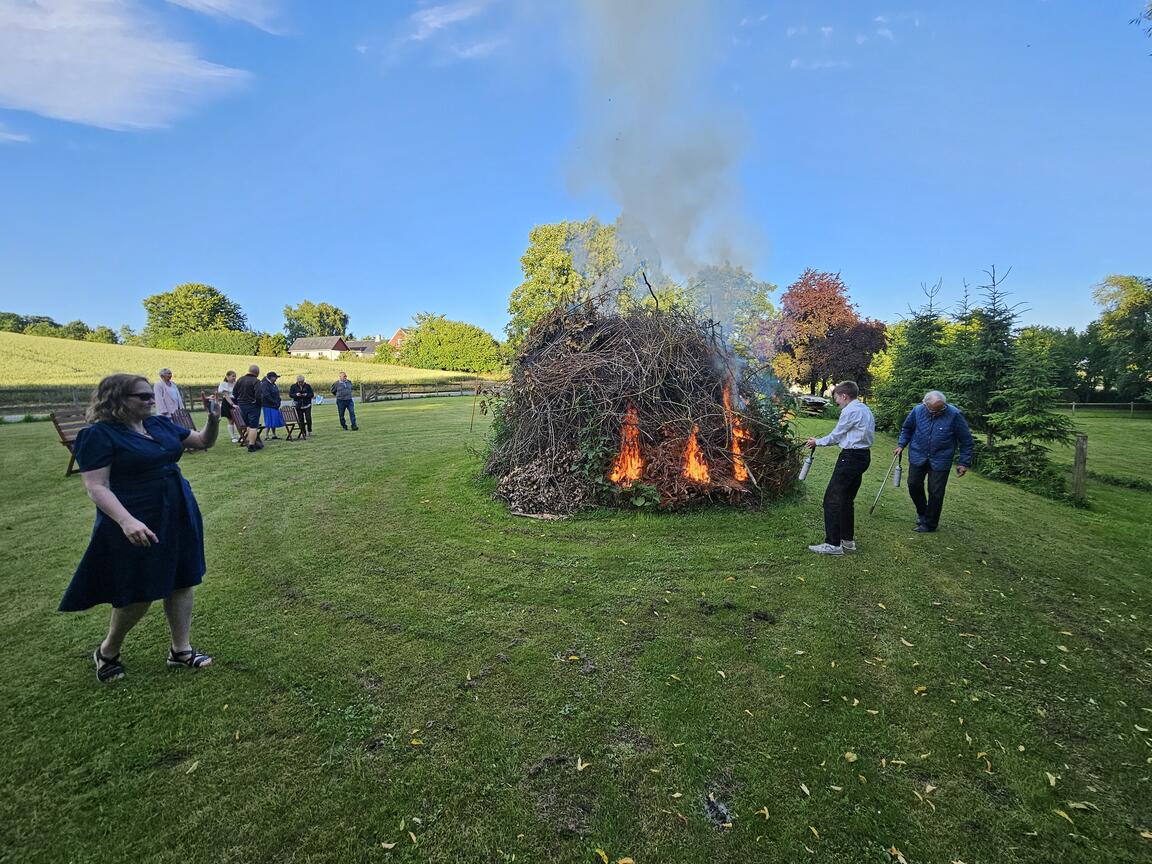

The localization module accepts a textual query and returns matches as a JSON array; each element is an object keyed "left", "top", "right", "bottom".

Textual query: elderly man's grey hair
[
  {"left": 296, "top": 374, "right": 306, "bottom": 382},
  {"left": 248, "top": 364, "right": 260, "bottom": 374},
  {"left": 922, "top": 390, "right": 948, "bottom": 405},
  {"left": 158, "top": 367, "right": 172, "bottom": 377}
]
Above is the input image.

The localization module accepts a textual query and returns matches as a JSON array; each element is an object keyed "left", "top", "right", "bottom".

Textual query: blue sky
[{"left": 1, "top": 1, "right": 1149, "bottom": 340}]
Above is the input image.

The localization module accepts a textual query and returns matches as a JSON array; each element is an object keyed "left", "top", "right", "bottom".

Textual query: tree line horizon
[{"left": 1, "top": 218, "right": 1148, "bottom": 399}]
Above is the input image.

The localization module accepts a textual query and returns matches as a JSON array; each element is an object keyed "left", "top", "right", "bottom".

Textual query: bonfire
[{"left": 483, "top": 301, "right": 799, "bottom": 515}]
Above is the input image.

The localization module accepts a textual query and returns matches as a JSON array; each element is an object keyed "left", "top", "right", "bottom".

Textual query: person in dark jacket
[
  {"left": 290, "top": 374, "right": 315, "bottom": 438},
  {"left": 261, "top": 372, "right": 285, "bottom": 439},
  {"left": 894, "top": 390, "right": 974, "bottom": 533},
  {"left": 232, "top": 364, "right": 263, "bottom": 452}
]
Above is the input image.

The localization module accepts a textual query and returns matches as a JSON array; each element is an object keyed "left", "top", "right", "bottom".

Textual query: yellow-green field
[{"left": 0, "top": 331, "right": 481, "bottom": 388}]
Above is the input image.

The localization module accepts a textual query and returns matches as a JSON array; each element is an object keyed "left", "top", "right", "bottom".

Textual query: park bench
[{"left": 49, "top": 408, "right": 90, "bottom": 477}]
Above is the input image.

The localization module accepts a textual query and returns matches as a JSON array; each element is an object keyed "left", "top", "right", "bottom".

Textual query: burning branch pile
[{"left": 483, "top": 303, "right": 799, "bottom": 515}]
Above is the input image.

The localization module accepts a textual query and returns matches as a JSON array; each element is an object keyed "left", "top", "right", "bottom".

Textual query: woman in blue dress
[
  {"left": 260, "top": 371, "right": 285, "bottom": 439},
  {"left": 61, "top": 374, "right": 222, "bottom": 682}
]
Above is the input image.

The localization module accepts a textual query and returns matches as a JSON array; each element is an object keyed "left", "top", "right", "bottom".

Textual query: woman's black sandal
[
  {"left": 93, "top": 647, "right": 125, "bottom": 683},
  {"left": 167, "top": 647, "right": 212, "bottom": 670}
]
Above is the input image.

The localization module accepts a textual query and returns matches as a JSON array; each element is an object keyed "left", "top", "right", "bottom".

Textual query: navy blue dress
[{"left": 59, "top": 417, "right": 206, "bottom": 611}]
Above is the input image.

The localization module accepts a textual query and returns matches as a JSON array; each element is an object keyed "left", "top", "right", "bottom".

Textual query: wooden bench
[
  {"left": 50, "top": 408, "right": 90, "bottom": 477},
  {"left": 171, "top": 408, "right": 197, "bottom": 431}
]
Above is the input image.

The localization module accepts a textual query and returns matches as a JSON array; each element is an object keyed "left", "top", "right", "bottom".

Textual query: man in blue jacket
[{"left": 895, "top": 390, "right": 974, "bottom": 533}]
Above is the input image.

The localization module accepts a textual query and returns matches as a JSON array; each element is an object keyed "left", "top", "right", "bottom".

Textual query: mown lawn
[
  {"left": 1048, "top": 411, "right": 1152, "bottom": 485},
  {"left": 1, "top": 399, "right": 1149, "bottom": 864}
]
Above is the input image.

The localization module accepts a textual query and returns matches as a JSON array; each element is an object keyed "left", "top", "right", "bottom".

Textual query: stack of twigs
[{"left": 483, "top": 301, "right": 799, "bottom": 515}]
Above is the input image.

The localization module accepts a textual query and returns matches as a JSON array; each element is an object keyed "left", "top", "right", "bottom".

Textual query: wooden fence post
[{"left": 1072, "top": 434, "right": 1088, "bottom": 503}]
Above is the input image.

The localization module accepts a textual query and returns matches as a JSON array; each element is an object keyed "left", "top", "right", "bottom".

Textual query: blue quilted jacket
[{"left": 897, "top": 404, "right": 974, "bottom": 470}]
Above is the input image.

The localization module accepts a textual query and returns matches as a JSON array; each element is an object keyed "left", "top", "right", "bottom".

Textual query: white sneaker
[
  {"left": 841, "top": 540, "right": 857, "bottom": 552},
  {"left": 807, "top": 542, "right": 844, "bottom": 555}
]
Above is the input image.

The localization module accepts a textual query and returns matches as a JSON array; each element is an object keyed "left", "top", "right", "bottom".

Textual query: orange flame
[
  {"left": 608, "top": 404, "right": 644, "bottom": 487},
  {"left": 723, "top": 388, "right": 751, "bottom": 481},
  {"left": 682, "top": 424, "right": 711, "bottom": 483}
]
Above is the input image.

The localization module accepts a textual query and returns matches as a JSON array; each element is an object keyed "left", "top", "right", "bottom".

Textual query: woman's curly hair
[{"left": 87, "top": 374, "right": 150, "bottom": 425}]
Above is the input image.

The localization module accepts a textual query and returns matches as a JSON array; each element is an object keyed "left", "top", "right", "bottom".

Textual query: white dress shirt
[
  {"left": 154, "top": 379, "right": 183, "bottom": 417},
  {"left": 815, "top": 398, "right": 876, "bottom": 450}
]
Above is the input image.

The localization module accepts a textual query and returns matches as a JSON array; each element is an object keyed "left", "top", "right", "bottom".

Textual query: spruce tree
[
  {"left": 968, "top": 266, "right": 1020, "bottom": 444},
  {"left": 986, "top": 328, "right": 1077, "bottom": 456},
  {"left": 872, "top": 282, "right": 946, "bottom": 430}
]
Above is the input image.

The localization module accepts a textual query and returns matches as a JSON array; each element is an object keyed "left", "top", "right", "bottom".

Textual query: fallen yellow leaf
[
  {"left": 1067, "top": 801, "right": 1100, "bottom": 812},
  {"left": 594, "top": 849, "right": 608, "bottom": 864},
  {"left": 1045, "top": 772, "right": 1057, "bottom": 787},
  {"left": 408, "top": 831, "right": 418, "bottom": 844},
  {"left": 381, "top": 842, "right": 396, "bottom": 850},
  {"left": 617, "top": 858, "right": 635, "bottom": 864},
  {"left": 756, "top": 806, "right": 770, "bottom": 820},
  {"left": 185, "top": 761, "right": 200, "bottom": 775},
  {"left": 913, "top": 685, "right": 927, "bottom": 694},
  {"left": 800, "top": 783, "right": 810, "bottom": 796},
  {"left": 900, "top": 638, "right": 914, "bottom": 647},
  {"left": 1054, "top": 809, "right": 1074, "bottom": 825},
  {"left": 568, "top": 655, "right": 581, "bottom": 661},
  {"left": 844, "top": 751, "right": 858, "bottom": 762},
  {"left": 410, "top": 739, "right": 423, "bottom": 746},
  {"left": 576, "top": 756, "right": 590, "bottom": 772},
  {"left": 717, "top": 670, "right": 727, "bottom": 679},
  {"left": 1140, "top": 829, "right": 1152, "bottom": 840},
  {"left": 809, "top": 826, "right": 820, "bottom": 839}
]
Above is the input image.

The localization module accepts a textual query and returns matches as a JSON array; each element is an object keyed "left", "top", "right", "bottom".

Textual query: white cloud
[
  {"left": 876, "top": 26, "right": 894, "bottom": 40},
  {"left": 450, "top": 38, "right": 505, "bottom": 60},
  {"left": 820, "top": 25, "right": 833, "bottom": 40},
  {"left": 404, "top": 0, "right": 488, "bottom": 43},
  {"left": 874, "top": 16, "right": 888, "bottom": 24},
  {"left": 785, "top": 25, "right": 806, "bottom": 38},
  {"left": 0, "top": 0, "right": 249, "bottom": 130},
  {"left": 166, "top": 0, "right": 278, "bottom": 32},
  {"left": 0, "top": 122, "right": 30, "bottom": 143}
]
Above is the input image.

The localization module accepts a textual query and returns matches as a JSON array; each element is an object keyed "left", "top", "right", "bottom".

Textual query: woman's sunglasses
[{"left": 129, "top": 392, "right": 156, "bottom": 401}]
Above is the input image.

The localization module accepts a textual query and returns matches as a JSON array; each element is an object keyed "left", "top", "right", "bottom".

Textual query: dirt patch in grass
[{"left": 521, "top": 754, "right": 596, "bottom": 836}]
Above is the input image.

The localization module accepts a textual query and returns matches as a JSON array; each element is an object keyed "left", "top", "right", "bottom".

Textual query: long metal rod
[{"left": 868, "top": 452, "right": 900, "bottom": 515}]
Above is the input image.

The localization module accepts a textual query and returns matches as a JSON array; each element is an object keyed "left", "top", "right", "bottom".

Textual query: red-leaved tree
[{"left": 766, "top": 270, "right": 886, "bottom": 393}]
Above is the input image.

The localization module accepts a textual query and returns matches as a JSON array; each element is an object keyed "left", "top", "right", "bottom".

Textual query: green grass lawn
[
  {"left": 1048, "top": 412, "right": 1152, "bottom": 485},
  {"left": 1, "top": 400, "right": 1150, "bottom": 863}
]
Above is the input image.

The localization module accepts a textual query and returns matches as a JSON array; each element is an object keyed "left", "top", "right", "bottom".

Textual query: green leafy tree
[
  {"left": 283, "top": 300, "right": 350, "bottom": 344},
  {"left": 118, "top": 324, "right": 145, "bottom": 346},
  {"left": 401, "top": 313, "right": 506, "bottom": 374},
  {"left": 142, "top": 283, "right": 247, "bottom": 343},
  {"left": 1078, "top": 321, "right": 1115, "bottom": 400},
  {"left": 23, "top": 321, "right": 62, "bottom": 338},
  {"left": 0, "top": 312, "right": 28, "bottom": 332},
  {"left": 59, "top": 319, "right": 91, "bottom": 340},
  {"left": 1092, "top": 274, "right": 1152, "bottom": 400},
  {"left": 684, "top": 264, "right": 778, "bottom": 360},
  {"left": 506, "top": 218, "right": 619, "bottom": 350},
  {"left": 85, "top": 325, "right": 119, "bottom": 344},
  {"left": 256, "top": 332, "right": 288, "bottom": 357}
]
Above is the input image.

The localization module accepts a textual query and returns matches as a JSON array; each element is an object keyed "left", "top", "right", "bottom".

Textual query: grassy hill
[
  {"left": 0, "top": 330, "right": 482, "bottom": 389},
  {"left": 0, "top": 401, "right": 1149, "bottom": 863}
]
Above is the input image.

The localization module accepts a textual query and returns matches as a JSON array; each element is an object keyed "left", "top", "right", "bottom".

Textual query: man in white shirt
[
  {"left": 804, "top": 380, "right": 876, "bottom": 555},
  {"left": 153, "top": 368, "right": 183, "bottom": 419}
]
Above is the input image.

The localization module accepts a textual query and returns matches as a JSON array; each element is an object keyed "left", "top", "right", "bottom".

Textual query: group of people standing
[
  {"left": 805, "top": 383, "right": 974, "bottom": 555},
  {"left": 215, "top": 367, "right": 359, "bottom": 451}
]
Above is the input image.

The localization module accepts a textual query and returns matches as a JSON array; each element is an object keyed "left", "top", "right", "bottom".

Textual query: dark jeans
[
  {"left": 824, "top": 449, "right": 871, "bottom": 546},
  {"left": 907, "top": 461, "right": 950, "bottom": 529},
  {"left": 337, "top": 399, "right": 357, "bottom": 429},
  {"left": 297, "top": 405, "right": 313, "bottom": 433}
]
